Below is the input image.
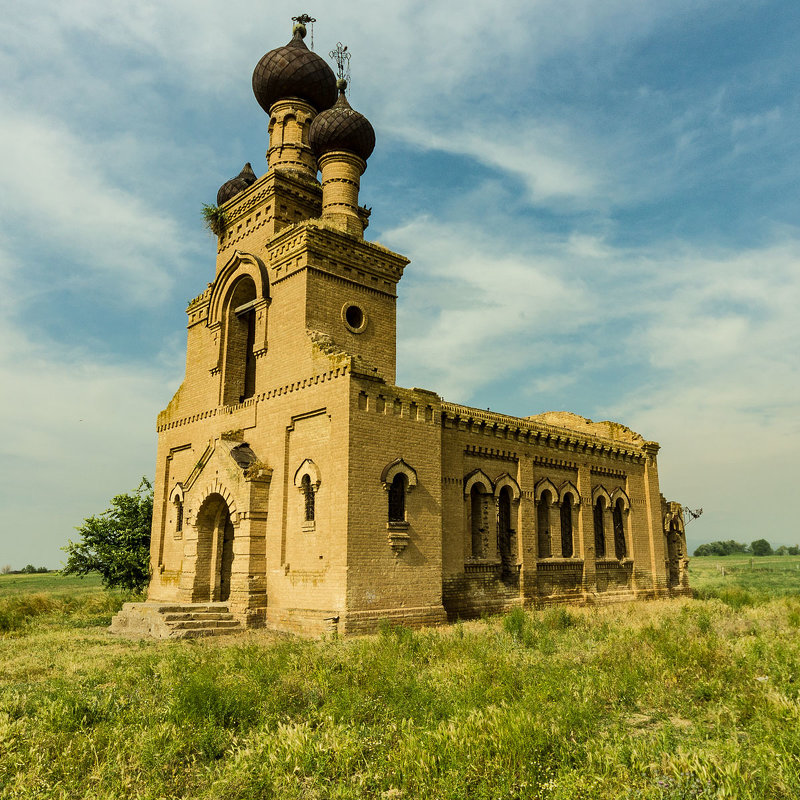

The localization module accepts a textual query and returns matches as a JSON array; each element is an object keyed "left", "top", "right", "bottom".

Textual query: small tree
[
  {"left": 63, "top": 478, "right": 153, "bottom": 592},
  {"left": 750, "top": 538, "right": 773, "bottom": 557},
  {"left": 0, "top": 565, "right": 11, "bottom": 575}
]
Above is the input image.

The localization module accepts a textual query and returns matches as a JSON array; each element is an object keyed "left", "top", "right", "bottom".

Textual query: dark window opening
[
  {"left": 345, "top": 304, "right": 364, "bottom": 330},
  {"left": 240, "top": 307, "right": 256, "bottom": 401},
  {"left": 389, "top": 474, "right": 406, "bottom": 522},
  {"left": 175, "top": 499, "right": 183, "bottom": 533},
  {"left": 470, "top": 484, "right": 485, "bottom": 557},
  {"left": 537, "top": 490, "right": 551, "bottom": 558},
  {"left": 223, "top": 277, "right": 258, "bottom": 405},
  {"left": 301, "top": 474, "right": 315, "bottom": 522},
  {"left": 613, "top": 500, "right": 627, "bottom": 559},
  {"left": 498, "top": 486, "right": 513, "bottom": 569},
  {"left": 593, "top": 500, "right": 605, "bottom": 558},
  {"left": 560, "top": 494, "right": 574, "bottom": 558}
]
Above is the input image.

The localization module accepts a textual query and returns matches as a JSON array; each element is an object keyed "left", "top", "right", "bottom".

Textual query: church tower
[{"left": 123, "top": 18, "right": 448, "bottom": 636}]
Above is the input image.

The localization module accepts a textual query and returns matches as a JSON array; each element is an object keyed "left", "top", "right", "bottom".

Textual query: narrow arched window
[
  {"left": 301, "top": 474, "right": 315, "bottom": 522},
  {"left": 560, "top": 493, "right": 574, "bottom": 558},
  {"left": 498, "top": 487, "right": 511, "bottom": 537},
  {"left": 593, "top": 500, "right": 605, "bottom": 558},
  {"left": 613, "top": 499, "right": 627, "bottom": 559},
  {"left": 388, "top": 474, "right": 406, "bottom": 522},
  {"left": 498, "top": 486, "right": 513, "bottom": 568},
  {"left": 470, "top": 484, "right": 484, "bottom": 557},
  {"left": 537, "top": 490, "right": 551, "bottom": 558}
]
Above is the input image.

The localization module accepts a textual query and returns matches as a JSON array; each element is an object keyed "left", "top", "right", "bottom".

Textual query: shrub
[{"left": 63, "top": 478, "right": 152, "bottom": 591}]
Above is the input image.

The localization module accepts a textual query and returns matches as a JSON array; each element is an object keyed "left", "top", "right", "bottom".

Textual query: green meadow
[{"left": 1, "top": 559, "right": 800, "bottom": 799}]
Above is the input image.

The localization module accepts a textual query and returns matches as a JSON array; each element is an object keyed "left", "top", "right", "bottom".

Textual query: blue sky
[{"left": 1, "top": 0, "right": 798, "bottom": 567}]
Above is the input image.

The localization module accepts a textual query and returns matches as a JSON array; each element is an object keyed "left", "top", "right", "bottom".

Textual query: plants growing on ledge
[{"left": 202, "top": 203, "right": 227, "bottom": 237}]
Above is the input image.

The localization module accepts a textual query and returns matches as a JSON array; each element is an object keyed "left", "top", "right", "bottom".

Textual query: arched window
[
  {"left": 169, "top": 485, "right": 185, "bottom": 540},
  {"left": 613, "top": 499, "right": 627, "bottom": 559},
  {"left": 301, "top": 474, "right": 315, "bottom": 522},
  {"left": 223, "top": 277, "right": 258, "bottom": 405},
  {"left": 498, "top": 485, "right": 514, "bottom": 570},
  {"left": 389, "top": 474, "right": 407, "bottom": 522},
  {"left": 537, "top": 490, "right": 552, "bottom": 558},
  {"left": 294, "top": 459, "right": 321, "bottom": 530},
  {"left": 498, "top": 486, "right": 511, "bottom": 538},
  {"left": 593, "top": 499, "right": 606, "bottom": 558},
  {"left": 175, "top": 498, "right": 183, "bottom": 534},
  {"left": 470, "top": 484, "right": 485, "bottom": 558},
  {"left": 381, "top": 459, "right": 417, "bottom": 531},
  {"left": 560, "top": 493, "right": 574, "bottom": 558}
]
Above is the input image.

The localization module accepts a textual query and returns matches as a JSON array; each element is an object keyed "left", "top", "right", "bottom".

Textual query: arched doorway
[{"left": 194, "top": 493, "right": 235, "bottom": 602}]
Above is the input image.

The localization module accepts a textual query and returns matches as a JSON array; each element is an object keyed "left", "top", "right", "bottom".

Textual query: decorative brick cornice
[
  {"left": 464, "top": 445, "right": 518, "bottom": 461},
  {"left": 441, "top": 401, "right": 647, "bottom": 464},
  {"left": 156, "top": 365, "right": 350, "bottom": 432},
  {"left": 532, "top": 455, "right": 578, "bottom": 471}
]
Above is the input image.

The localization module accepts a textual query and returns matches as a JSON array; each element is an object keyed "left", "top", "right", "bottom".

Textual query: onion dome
[
  {"left": 252, "top": 24, "right": 338, "bottom": 114},
  {"left": 309, "top": 80, "right": 376, "bottom": 162},
  {"left": 217, "top": 163, "right": 258, "bottom": 205}
]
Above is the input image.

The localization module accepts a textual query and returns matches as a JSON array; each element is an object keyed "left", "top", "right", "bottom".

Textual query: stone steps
[{"left": 110, "top": 602, "right": 244, "bottom": 639}]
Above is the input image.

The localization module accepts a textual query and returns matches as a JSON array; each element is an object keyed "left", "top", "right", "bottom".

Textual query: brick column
[{"left": 577, "top": 465, "right": 595, "bottom": 592}]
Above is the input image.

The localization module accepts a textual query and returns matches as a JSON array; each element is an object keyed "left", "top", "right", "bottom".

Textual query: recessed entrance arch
[{"left": 194, "top": 493, "right": 236, "bottom": 602}]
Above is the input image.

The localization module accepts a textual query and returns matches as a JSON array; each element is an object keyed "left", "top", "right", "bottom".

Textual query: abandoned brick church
[{"left": 113, "top": 19, "right": 689, "bottom": 638}]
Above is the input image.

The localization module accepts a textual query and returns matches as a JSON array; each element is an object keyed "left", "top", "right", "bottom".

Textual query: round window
[{"left": 342, "top": 303, "right": 367, "bottom": 333}]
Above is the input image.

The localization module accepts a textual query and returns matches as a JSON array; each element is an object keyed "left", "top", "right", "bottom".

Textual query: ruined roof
[{"left": 524, "top": 411, "right": 645, "bottom": 446}]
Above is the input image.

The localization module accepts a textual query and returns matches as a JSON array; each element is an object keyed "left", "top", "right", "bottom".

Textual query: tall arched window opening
[
  {"left": 537, "top": 490, "right": 552, "bottom": 558},
  {"left": 301, "top": 474, "right": 315, "bottom": 522},
  {"left": 498, "top": 486, "right": 513, "bottom": 567},
  {"left": 593, "top": 500, "right": 605, "bottom": 558},
  {"left": 560, "top": 493, "right": 574, "bottom": 558},
  {"left": 388, "top": 474, "right": 407, "bottom": 523},
  {"left": 613, "top": 499, "right": 627, "bottom": 559},
  {"left": 223, "top": 277, "right": 258, "bottom": 405},
  {"left": 470, "top": 484, "right": 485, "bottom": 558}
]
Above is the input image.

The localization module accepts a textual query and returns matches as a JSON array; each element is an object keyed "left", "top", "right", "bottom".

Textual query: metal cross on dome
[
  {"left": 330, "top": 42, "right": 351, "bottom": 89},
  {"left": 292, "top": 13, "right": 316, "bottom": 49}
]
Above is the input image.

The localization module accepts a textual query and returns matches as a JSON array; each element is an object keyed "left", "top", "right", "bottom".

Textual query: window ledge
[
  {"left": 387, "top": 526, "right": 410, "bottom": 555},
  {"left": 387, "top": 521, "right": 410, "bottom": 532},
  {"left": 302, "top": 521, "right": 316, "bottom": 532}
]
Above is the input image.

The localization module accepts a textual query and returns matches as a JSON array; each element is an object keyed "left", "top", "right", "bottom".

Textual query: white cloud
[{"left": 0, "top": 103, "right": 190, "bottom": 306}]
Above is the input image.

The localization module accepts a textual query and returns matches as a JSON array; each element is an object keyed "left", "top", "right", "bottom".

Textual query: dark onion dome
[
  {"left": 217, "top": 163, "right": 258, "bottom": 205},
  {"left": 309, "top": 81, "right": 376, "bottom": 162},
  {"left": 252, "top": 24, "right": 337, "bottom": 114}
]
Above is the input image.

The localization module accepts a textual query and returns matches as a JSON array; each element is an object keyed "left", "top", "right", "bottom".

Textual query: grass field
[{"left": 1, "top": 564, "right": 800, "bottom": 799}]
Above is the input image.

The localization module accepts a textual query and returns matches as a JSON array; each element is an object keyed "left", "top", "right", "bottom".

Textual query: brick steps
[{"left": 110, "top": 602, "right": 243, "bottom": 639}]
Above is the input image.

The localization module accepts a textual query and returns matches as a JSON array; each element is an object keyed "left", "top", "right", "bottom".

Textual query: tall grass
[
  {"left": 1, "top": 571, "right": 800, "bottom": 798},
  {"left": 0, "top": 588, "right": 131, "bottom": 633}
]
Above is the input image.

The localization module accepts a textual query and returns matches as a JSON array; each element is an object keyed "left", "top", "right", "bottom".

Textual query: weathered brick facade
[{"left": 114, "top": 22, "right": 689, "bottom": 638}]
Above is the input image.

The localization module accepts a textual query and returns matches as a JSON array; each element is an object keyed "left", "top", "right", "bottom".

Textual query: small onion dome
[
  {"left": 252, "top": 24, "right": 338, "bottom": 114},
  {"left": 309, "top": 80, "right": 376, "bottom": 162},
  {"left": 217, "top": 162, "right": 258, "bottom": 205}
]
